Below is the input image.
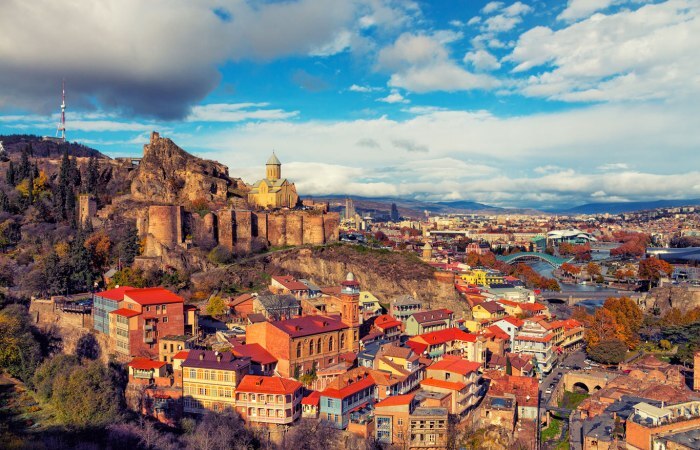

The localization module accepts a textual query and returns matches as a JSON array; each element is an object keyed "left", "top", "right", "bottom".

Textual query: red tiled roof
[
  {"left": 374, "top": 393, "right": 416, "bottom": 408},
  {"left": 374, "top": 314, "right": 402, "bottom": 331},
  {"left": 519, "top": 302, "right": 546, "bottom": 312},
  {"left": 320, "top": 286, "right": 341, "bottom": 296},
  {"left": 428, "top": 357, "right": 481, "bottom": 375},
  {"left": 421, "top": 377, "right": 468, "bottom": 391},
  {"left": 301, "top": 390, "right": 321, "bottom": 406},
  {"left": 484, "top": 325, "right": 510, "bottom": 341},
  {"left": 271, "top": 315, "right": 348, "bottom": 338},
  {"left": 515, "top": 333, "right": 553, "bottom": 343},
  {"left": 237, "top": 375, "right": 302, "bottom": 395},
  {"left": 232, "top": 343, "right": 278, "bottom": 365},
  {"left": 321, "top": 376, "right": 375, "bottom": 400},
  {"left": 128, "top": 357, "right": 166, "bottom": 370},
  {"left": 95, "top": 286, "right": 134, "bottom": 301},
  {"left": 173, "top": 350, "right": 190, "bottom": 360},
  {"left": 477, "top": 301, "right": 505, "bottom": 314},
  {"left": 411, "top": 328, "right": 477, "bottom": 346},
  {"left": 110, "top": 308, "right": 140, "bottom": 317},
  {"left": 124, "top": 287, "right": 184, "bottom": 306},
  {"left": 501, "top": 316, "right": 524, "bottom": 327},
  {"left": 272, "top": 275, "right": 309, "bottom": 292}
]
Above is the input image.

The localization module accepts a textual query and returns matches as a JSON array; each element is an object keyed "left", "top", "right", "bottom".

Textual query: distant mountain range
[{"left": 558, "top": 199, "right": 700, "bottom": 215}]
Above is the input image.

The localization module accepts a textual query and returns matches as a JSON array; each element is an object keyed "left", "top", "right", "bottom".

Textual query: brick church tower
[{"left": 339, "top": 272, "right": 360, "bottom": 352}]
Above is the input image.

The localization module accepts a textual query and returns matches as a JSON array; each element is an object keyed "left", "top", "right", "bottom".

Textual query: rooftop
[
  {"left": 182, "top": 350, "right": 250, "bottom": 371},
  {"left": 124, "top": 287, "right": 184, "bottom": 306},
  {"left": 270, "top": 315, "right": 348, "bottom": 338},
  {"left": 237, "top": 375, "right": 302, "bottom": 395},
  {"left": 94, "top": 285, "right": 134, "bottom": 301}
]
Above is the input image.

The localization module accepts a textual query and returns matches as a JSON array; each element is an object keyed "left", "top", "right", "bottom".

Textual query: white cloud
[
  {"left": 558, "top": 0, "right": 615, "bottom": 22},
  {"left": 507, "top": 0, "right": 700, "bottom": 102},
  {"left": 187, "top": 100, "right": 700, "bottom": 207},
  {"left": 464, "top": 49, "right": 502, "bottom": 71},
  {"left": 482, "top": 14, "right": 521, "bottom": 33},
  {"left": 377, "top": 33, "right": 499, "bottom": 93},
  {"left": 482, "top": 2, "right": 504, "bottom": 14},
  {"left": 598, "top": 162, "right": 629, "bottom": 171},
  {"left": 349, "top": 84, "right": 383, "bottom": 93},
  {"left": 503, "top": 2, "right": 533, "bottom": 17},
  {"left": 377, "top": 90, "right": 409, "bottom": 103},
  {"left": 467, "top": 16, "right": 482, "bottom": 26},
  {"left": 187, "top": 103, "right": 299, "bottom": 122}
]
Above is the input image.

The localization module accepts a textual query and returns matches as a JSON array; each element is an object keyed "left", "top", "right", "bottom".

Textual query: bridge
[
  {"left": 540, "top": 290, "right": 634, "bottom": 306},
  {"left": 496, "top": 252, "right": 573, "bottom": 268}
]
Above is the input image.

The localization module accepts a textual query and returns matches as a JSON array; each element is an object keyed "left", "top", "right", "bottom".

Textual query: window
[
  {"left": 156, "top": 305, "right": 160, "bottom": 313},
  {"left": 317, "top": 339, "right": 321, "bottom": 354},
  {"left": 329, "top": 336, "right": 334, "bottom": 351},
  {"left": 277, "top": 395, "right": 283, "bottom": 403},
  {"left": 163, "top": 343, "right": 167, "bottom": 350},
  {"left": 163, "top": 317, "right": 168, "bottom": 323},
  {"left": 309, "top": 340, "right": 314, "bottom": 355},
  {"left": 340, "top": 333, "right": 345, "bottom": 349},
  {"left": 398, "top": 418, "right": 403, "bottom": 426},
  {"left": 297, "top": 342, "right": 302, "bottom": 358},
  {"left": 162, "top": 305, "right": 166, "bottom": 313}
]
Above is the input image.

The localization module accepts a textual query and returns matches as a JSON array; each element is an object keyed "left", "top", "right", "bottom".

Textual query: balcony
[
  {"left": 144, "top": 324, "right": 155, "bottom": 331},
  {"left": 144, "top": 337, "right": 155, "bottom": 344}
]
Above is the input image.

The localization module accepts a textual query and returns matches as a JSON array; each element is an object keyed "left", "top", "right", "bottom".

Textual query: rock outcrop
[
  {"left": 130, "top": 132, "right": 247, "bottom": 205},
  {"left": 641, "top": 285, "right": 700, "bottom": 314}
]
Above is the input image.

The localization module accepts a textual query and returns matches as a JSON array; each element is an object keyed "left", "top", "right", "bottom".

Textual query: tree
[
  {"left": 505, "top": 355, "right": 512, "bottom": 375},
  {"left": 586, "top": 262, "right": 601, "bottom": 281},
  {"left": 603, "top": 297, "right": 643, "bottom": 348},
  {"left": 18, "top": 148, "right": 30, "bottom": 181},
  {"left": 6, "top": 160, "right": 16, "bottom": 186},
  {"left": 85, "top": 156, "right": 99, "bottom": 194},
  {"left": 0, "top": 305, "right": 43, "bottom": 382},
  {"left": 560, "top": 263, "right": 581, "bottom": 278},
  {"left": 588, "top": 339, "right": 628, "bottom": 364},
  {"left": 33, "top": 354, "right": 81, "bottom": 401},
  {"left": 84, "top": 231, "right": 112, "bottom": 273},
  {"left": 51, "top": 359, "right": 123, "bottom": 428},
  {"left": 660, "top": 339, "right": 672, "bottom": 351},
  {"left": 76, "top": 333, "right": 101, "bottom": 361},
  {"left": 584, "top": 307, "right": 625, "bottom": 348},
  {"left": 205, "top": 296, "right": 227, "bottom": 317},
  {"left": 284, "top": 419, "right": 341, "bottom": 450},
  {"left": 184, "top": 409, "right": 259, "bottom": 450},
  {"left": 638, "top": 257, "right": 673, "bottom": 286},
  {"left": 208, "top": 245, "right": 233, "bottom": 265},
  {"left": 115, "top": 222, "right": 141, "bottom": 265}
]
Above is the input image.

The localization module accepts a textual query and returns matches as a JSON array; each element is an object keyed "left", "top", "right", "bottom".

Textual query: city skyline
[{"left": 1, "top": 0, "right": 699, "bottom": 209}]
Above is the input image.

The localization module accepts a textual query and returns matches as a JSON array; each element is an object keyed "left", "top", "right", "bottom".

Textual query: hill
[
  {"left": 561, "top": 199, "right": 700, "bottom": 214},
  {"left": 313, "top": 195, "right": 508, "bottom": 218},
  {"left": 0, "top": 134, "right": 107, "bottom": 159}
]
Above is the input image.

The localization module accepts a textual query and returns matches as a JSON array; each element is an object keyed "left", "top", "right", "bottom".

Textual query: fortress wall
[
  {"left": 286, "top": 214, "right": 303, "bottom": 247},
  {"left": 252, "top": 212, "right": 268, "bottom": 241},
  {"left": 323, "top": 212, "right": 340, "bottom": 242},
  {"left": 217, "top": 209, "right": 235, "bottom": 251},
  {"left": 233, "top": 210, "right": 253, "bottom": 253},
  {"left": 303, "top": 214, "right": 326, "bottom": 245},
  {"left": 147, "top": 205, "right": 183, "bottom": 245},
  {"left": 268, "top": 214, "right": 287, "bottom": 248},
  {"left": 187, "top": 212, "right": 217, "bottom": 247}
]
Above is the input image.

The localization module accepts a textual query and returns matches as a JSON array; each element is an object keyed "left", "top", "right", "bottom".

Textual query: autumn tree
[
  {"left": 586, "top": 262, "right": 602, "bottom": 282},
  {"left": 603, "top": 297, "right": 643, "bottom": 348},
  {"left": 584, "top": 307, "right": 625, "bottom": 348},
  {"left": 560, "top": 263, "right": 581, "bottom": 278},
  {"left": 638, "top": 257, "right": 673, "bottom": 286},
  {"left": 183, "top": 409, "right": 260, "bottom": 450},
  {"left": 205, "top": 296, "right": 227, "bottom": 317},
  {"left": 284, "top": 419, "right": 341, "bottom": 450},
  {"left": 84, "top": 231, "right": 112, "bottom": 273}
]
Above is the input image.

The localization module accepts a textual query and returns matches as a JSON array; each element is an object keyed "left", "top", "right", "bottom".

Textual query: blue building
[
  {"left": 93, "top": 286, "right": 133, "bottom": 334},
  {"left": 320, "top": 370, "right": 376, "bottom": 429}
]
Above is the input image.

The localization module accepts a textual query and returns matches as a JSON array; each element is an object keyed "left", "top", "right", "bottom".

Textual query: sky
[{"left": 1, "top": 0, "right": 699, "bottom": 210}]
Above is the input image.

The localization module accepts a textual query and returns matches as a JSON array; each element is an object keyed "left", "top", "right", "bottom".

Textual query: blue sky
[{"left": 1, "top": 0, "right": 699, "bottom": 209}]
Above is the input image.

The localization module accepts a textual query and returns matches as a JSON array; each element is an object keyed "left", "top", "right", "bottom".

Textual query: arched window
[
  {"left": 317, "top": 339, "right": 322, "bottom": 354},
  {"left": 296, "top": 342, "right": 302, "bottom": 358},
  {"left": 329, "top": 336, "right": 334, "bottom": 352},
  {"left": 309, "top": 339, "right": 314, "bottom": 355},
  {"left": 340, "top": 333, "right": 346, "bottom": 349}
]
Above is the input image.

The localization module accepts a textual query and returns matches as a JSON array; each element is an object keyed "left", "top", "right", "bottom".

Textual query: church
[{"left": 247, "top": 152, "right": 299, "bottom": 209}]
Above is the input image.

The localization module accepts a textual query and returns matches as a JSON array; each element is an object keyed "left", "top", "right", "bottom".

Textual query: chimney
[
  {"left": 199, "top": 353, "right": 204, "bottom": 361},
  {"left": 216, "top": 351, "right": 222, "bottom": 362}
]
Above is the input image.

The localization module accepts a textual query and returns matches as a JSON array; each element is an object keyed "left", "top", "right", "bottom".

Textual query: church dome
[
  {"left": 423, "top": 242, "right": 433, "bottom": 249},
  {"left": 346, "top": 272, "right": 355, "bottom": 281},
  {"left": 266, "top": 152, "right": 281, "bottom": 165}
]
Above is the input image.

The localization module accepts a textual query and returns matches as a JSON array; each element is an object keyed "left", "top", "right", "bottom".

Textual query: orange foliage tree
[{"left": 638, "top": 257, "right": 673, "bottom": 285}]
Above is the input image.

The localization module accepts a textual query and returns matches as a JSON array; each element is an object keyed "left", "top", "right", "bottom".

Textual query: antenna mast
[{"left": 56, "top": 79, "right": 66, "bottom": 141}]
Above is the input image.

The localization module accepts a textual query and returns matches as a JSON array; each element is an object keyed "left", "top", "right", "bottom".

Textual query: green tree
[
  {"left": 588, "top": 339, "right": 628, "bottom": 364},
  {"left": 505, "top": 355, "right": 512, "bottom": 375},
  {"left": 51, "top": 359, "right": 123, "bottom": 427},
  {"left": 18, "top": 148, "right": 30, "bottom": 181},
  {"left": 85, "top": 156, "right": 99, "bottom": 194},
  {"left": 33, "top": 354, "right": 81, "bottom": 401},
  {"left": 115, "top": 222, "right": 140, "bottom": 265},
  {"left": 206, "top": 296, "right": 227, "bottom": 317},
  {"left": 0, "top": 305, "right": 42, "bottom": 382},
  {"left": 6, "top": 160, "right": 16, "bottom": 186}
]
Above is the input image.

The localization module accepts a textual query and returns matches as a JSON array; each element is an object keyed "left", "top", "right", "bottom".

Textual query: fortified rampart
[{"left": 143, "top": 205, "right": 339, "bottom": 256}]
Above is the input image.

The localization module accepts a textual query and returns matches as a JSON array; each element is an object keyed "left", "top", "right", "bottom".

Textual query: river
[{"left": 528, "top": 253, "right": 617, "bottom": 313}]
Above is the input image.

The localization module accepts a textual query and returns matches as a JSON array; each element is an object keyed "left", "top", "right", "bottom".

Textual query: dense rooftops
[
  {"left": 270, "top": 315, "right": 348, "bottom": 338},
  {"left": 182, "top": 350, "right": 250, "bottom": 371}
]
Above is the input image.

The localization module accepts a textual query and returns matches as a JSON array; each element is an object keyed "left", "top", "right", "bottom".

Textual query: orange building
[
  {"left": 374, "top": 392, "right": 449, "bottom": 449},
  {"left": 235, "top": 375, "right": 304, "bottom": 426}
]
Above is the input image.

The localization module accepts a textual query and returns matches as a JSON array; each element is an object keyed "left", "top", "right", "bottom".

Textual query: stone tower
[
  {"left": 78, "top": 194, "right": 97, "bottom": 226},
  {"left": 266, "top": 152, "right": 281, "bottom": 181},
  {"left": 422, "top": 241, "right": 433, "bottom": 261},
  {"left": 339, "top": 272, "right": 360, "bottom": 352},
  {"left": 694, "top": 351, "right": 700, "bottom": 391}
]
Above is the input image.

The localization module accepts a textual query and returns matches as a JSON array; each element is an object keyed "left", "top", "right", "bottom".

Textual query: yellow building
[
  {"left": 248, "top": 152, "right": 299, "bottom": 209},
  {"left": 182, "top": 350, "right": 250, "bottom": 414},
  {"left": 471, "top": 302, "right": 506, "bottom": 321},
  {"left": 460, "top": 270, "right": 487, "bottom": 286}
]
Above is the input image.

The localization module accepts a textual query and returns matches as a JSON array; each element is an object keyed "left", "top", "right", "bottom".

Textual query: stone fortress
[{"left": 127, "top": 132, "right": 339, "bottom": 264}]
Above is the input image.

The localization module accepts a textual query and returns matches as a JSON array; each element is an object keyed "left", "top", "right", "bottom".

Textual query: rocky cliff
[
  {"left": 268, "top": 245, "right": 466, "bottom": 314},
  {"left": 641, "top": 285, "right": 700, "bottom": 314},
  {"left": 130, "top": 132, "right": 247, "bottom": 205}
]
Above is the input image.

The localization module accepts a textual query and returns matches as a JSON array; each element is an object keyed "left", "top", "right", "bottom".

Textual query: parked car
[{"left": 545, "top": 389, "right": 552, "bottom": 395}]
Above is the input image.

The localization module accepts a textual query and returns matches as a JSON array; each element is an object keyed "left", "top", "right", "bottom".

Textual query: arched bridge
[
  {"left": 540, "top": 290, "right": 635, "bottom": 306},
  {"left": 496, "top": 252, "right": 573, "bottom": 268}
]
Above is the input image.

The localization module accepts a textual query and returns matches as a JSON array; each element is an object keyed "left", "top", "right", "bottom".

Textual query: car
[
  {"left": 545, "top": 389, "right": 552, "bottom": 395},
  {"left": 572, "top": 365, "right": 581, "bottom": 370},
  {"left": 230, "top": 326, "right": 246, "bottom": 334}
]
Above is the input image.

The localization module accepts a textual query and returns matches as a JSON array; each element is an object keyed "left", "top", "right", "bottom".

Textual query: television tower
[{"left": 56, "top": 79, "right": 66, "bottom": 141}]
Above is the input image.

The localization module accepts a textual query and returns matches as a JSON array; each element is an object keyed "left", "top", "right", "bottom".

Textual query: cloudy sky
[{"left": 1, "top": 0, "right": 699, "bottom": 209}]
